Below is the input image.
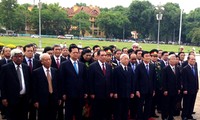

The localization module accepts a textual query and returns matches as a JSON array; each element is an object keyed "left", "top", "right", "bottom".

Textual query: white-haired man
[
  {"left": 113, "top": 54, "right": 135, "bottom": 120},
  {"left": 0, "top": 49, "right": 31, "bottom": 120}
]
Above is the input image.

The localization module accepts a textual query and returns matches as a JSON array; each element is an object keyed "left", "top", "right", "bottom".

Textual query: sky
[{"left": 18, "top": 0, "right": 199, "bottom": 13}]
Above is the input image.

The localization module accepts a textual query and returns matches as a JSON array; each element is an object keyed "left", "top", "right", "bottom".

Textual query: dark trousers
[
  {"left": 28, "top": 102, "right": 36, "bottom": 120},
  {"left": 65, "top": 98, "right": 84, "bottom": 120},
  {"left": 38, "top": 94, "right": 58, "bottom": 120},
  {"left": 130, "top": 97, "right": 139, "bottom": 119},
  {"left": 114, "top": 98, "right": 129, "bottom": 120},
  {"left": 7, "top": 95, "right": 29, "bottom": 120},
  {"left": 91, "top": 98, "right": 112, "bottom": 120},
  {"left": 161, "top": 95, "right": 177, "bottom": 120},
  {"left": 57, "top": 102, "right": 64, "bottom": 120},
  {"left": 137, "top": 93, "right": 153, "bottom": 120},
  {"left": 182, "top": 93, "right": 197, "bottom": 118}
]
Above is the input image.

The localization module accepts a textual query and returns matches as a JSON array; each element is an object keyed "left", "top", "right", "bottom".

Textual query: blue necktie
[
  {"left": 132, "top": 64, "right": 135, "bottom": 73},
  {"left": 192, "top": 66, "right": 195, "bottom": 76},
  {"left": 73, "top": 62, "right": 78, "bottom": 74},
  {"left": 146, "top": 65, "right": 149, "bottom": 75}
]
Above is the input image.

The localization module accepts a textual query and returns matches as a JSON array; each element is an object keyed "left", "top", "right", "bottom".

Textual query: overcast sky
[{"left": 18, "top": 0, "right": 199, "bottom": 13}]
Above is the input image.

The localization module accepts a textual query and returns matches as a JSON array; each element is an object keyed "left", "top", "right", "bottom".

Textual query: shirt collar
[{"left": 13, "top": 62, "right": 22, "bottom": 68}]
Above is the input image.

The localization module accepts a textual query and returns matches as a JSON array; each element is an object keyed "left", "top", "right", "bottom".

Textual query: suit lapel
[
  {"left": 96, "top": 62, "right": 105, "bottom": 76},
  {"left": 69, "top": 60, "right": 78, "bottom": 77}
]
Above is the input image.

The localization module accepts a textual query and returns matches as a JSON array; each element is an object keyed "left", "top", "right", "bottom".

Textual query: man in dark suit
[
  {"left": 160, "top": 51, "right": 169, "bottom": 69},
  {"left": 23, "top": 44, "right": 41, "bottom": 71},
  {"left": 32, "top": 53, "right": 61, "bottom": 120},
  {"left": 0, "top": 48, "right": 31, "bottom": 120},
  {"left": 112, "top": 49, "right": 122, "bottom": 66},
  {"left": 128, "top": 52, "right": 138, "bottom": 119},
  {"left": 113, "top": 54, "right": 135, "bottom": 120},
  {"left": 51, "top": 45, "right": 66, "bottom": 69},
  {"left": 51, "top": 44, "right": 66, "bottom": 120},
  {"left": 0, "top": 47, "right": 11, "bottom": 119},
  {"left": 22, "top": 44, "right": 41, "bottom": 120},
  {"left": 161, "top": 54, "right": 181, "bottom": 120},
  {"left": 0, "top": 47, "right": 11, "bottom": 70},
  {"left": 60, "top": 45, "right": 87, "bottom": 120},
  {"left": 89, "top": 50, "right": 113, "bottom": 120},
  {"left": 135, "top": 51, "right": 156, "bottom": 120},
  {"left": 181, "top": 55, "right": 199, "bottom": 120}
]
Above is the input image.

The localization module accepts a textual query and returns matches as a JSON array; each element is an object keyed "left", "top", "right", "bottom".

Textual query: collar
[{"left": 13, "top": 62, "right": 22, "bottom": 68}]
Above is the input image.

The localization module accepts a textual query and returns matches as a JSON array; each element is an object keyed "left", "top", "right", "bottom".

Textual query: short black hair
[
  {"left": 93, "top": 45, "right": 100, "bottom": 51},
  {"left": 23, "top": 44, "right": 33, "bottom": 52},
  {"left": 169, "top": 51, "right": 175, "bottom": 55},
  {"left": 178, "top": 52, "right": 185, "bottom": 56},
  {"left": 69, "top": 44, "right": 78, "bottom": 52},
  {"left": 43, "top": 46, "right": 52, "bottom": 53},
  {"left": 128, "top": 49, "right": 134, "bottom": 55},
  {"left": 114, "top": 49, "right": 121, "bottom": 54},
  {"left": 161, "top": 51, "right": 168, "bottom": 56},
  {"left": 135, "top": 50, "right": 142, "bottom": 55},
  {"left": 52, "top": 44, "right": 61, "bottom": 50},
  {"left": 142, "top": 51, "right": 149, "bottom": 57},
  {"left": 97, "top": 50, "right": 104, "bottom": 56},
  {"left": 81, "top": 49, "right": 91, "bottom": 56}
]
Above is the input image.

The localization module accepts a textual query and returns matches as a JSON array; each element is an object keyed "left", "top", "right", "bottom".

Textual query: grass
[{"left": 0, "top": 36, "right": 199, "bottom": 53}]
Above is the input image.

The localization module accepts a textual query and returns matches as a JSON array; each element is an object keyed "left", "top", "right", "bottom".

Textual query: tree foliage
[{"left": 72, "top": 11, "right": 90, "bottom": 37}]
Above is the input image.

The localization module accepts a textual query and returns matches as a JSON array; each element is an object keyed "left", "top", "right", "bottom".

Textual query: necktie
[
  {"left": 73, "top": 61, "right": 78, "bottom": 74},
  {"left": 16, "top": 65, "right": 22, "bottom": 91},
  {"left": 56, "top": 58, "right": 60, "bottom": 68},
  {"left": 192, "top": 66, "right": 195, "bottom": 76},
  {"left": 172, "top": 67, "right": 176, "bottom": 74},
  {"left": 124, "top": 66, "right": 128, "bottom": 71},
  {"left": 46, "top": 69, "right": 53, "bottom": 93},
  {"left": 28, "top": 59, "right": 32, "bottom": 71},
  {"left": 102, "top": 63, "right": 106, "bottom": 75},
  {"left": 132, "top": 64, "right": 135, "bottom": 73},
  {"left": 146, "top": 65, "right": 149, "bottom": 75}
]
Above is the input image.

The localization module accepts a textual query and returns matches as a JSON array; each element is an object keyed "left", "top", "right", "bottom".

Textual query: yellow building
[{"left": 66, "top": 5, "right": 104, "bottom": 37}]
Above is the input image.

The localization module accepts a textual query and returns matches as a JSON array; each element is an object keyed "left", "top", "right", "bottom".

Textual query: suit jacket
[
  {"left": 135, "top": 62, "right": 156, "bottom": 94},
  {"left": 89, "top": 61, "right": 113, "bottom": 98},
  {"left": 112, "top": 59, "right": 121, "bottom": 66},
  {"left": 128, "top": 62, "right": 138, "bottom": 74},
  {"left": 160, "top": 60, "right": 168, "bottom": 70},
  {"left": 60, "top": 60, "right": 87, "bottom": 98},
  {"left": 182, "top": 65, "right": 199, "bottom": 94},
  {"left": 162, "top": 65, "right": 181, "bottom": 96},
  {"left": 51, "top": 56, "right": 66, "bottom": 69},
  {"left": 0, "top": 62, "right": 31, "bottom": 105},
  {"left": 34, "top": 53, "right": 40, "bottom": 60},
  {"left": 113, "top": 65, "right": 135, "bottom": 98},
  {"left": 32, "top": 67, "right": 60, "bottom": 106},
  {"left": 22, "top": 58, "right": 42, "bottom": 71},
  {"left": 0, "top": 58, "right": 11, "bottom": 71}
]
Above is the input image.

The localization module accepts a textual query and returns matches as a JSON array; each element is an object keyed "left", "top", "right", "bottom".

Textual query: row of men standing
[{"left": 0, "top": 43, "right": 199, "bottom": 120}]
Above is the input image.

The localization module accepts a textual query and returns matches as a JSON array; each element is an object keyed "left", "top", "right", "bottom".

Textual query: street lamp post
[
  {"left": 156, "top": 12, "right": 163, "bottom": 45},
  {"left": 178, "top": 9, "right": 183, "bottom": 45},
  {"left": 38, "top": 0, "right": 42, "bottom": 49},
  {"left": 156, "top": 3, "right": 164, "bottom": 48}
]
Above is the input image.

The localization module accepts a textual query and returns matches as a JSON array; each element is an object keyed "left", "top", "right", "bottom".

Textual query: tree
[
  {"left": 128, "top": 0, "right": 155, "bottom": 39},
  {"left": 160, "top": 3, "right": 181, "bottom": 43},
  {"left": 96, "top": 10, "right": 130, "bottom": 39},
  {"left": 0, "top": 0, "right": 18, "bottom": 30},
  {"left": 72, "top": 11, "right": 90, "bottom": 37},
  {"left": 30, "top": 3, "right": 68, "bottom": 35},
  {"left": 187, "top": 28, "right": 200, "bottom": 44}
]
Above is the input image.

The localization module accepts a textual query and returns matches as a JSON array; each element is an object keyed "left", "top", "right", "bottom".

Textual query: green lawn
[{"left": 0, "top": 36, "right": 199, "bottom": 53}]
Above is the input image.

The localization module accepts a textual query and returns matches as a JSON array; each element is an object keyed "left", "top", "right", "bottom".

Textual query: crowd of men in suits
[{"left": 0, "top": 42, "right": 199, "bottom": 120}]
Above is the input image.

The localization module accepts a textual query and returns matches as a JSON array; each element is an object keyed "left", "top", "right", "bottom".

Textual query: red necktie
[
  {"left": 56, "top": 58, "right": 60, "bottom": 68},
  {"left": 29, "top": 59, "right": 32, "bottom": 71},
  {"left": 102, "top": 63, "right": 106, "bottom": 75}
]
